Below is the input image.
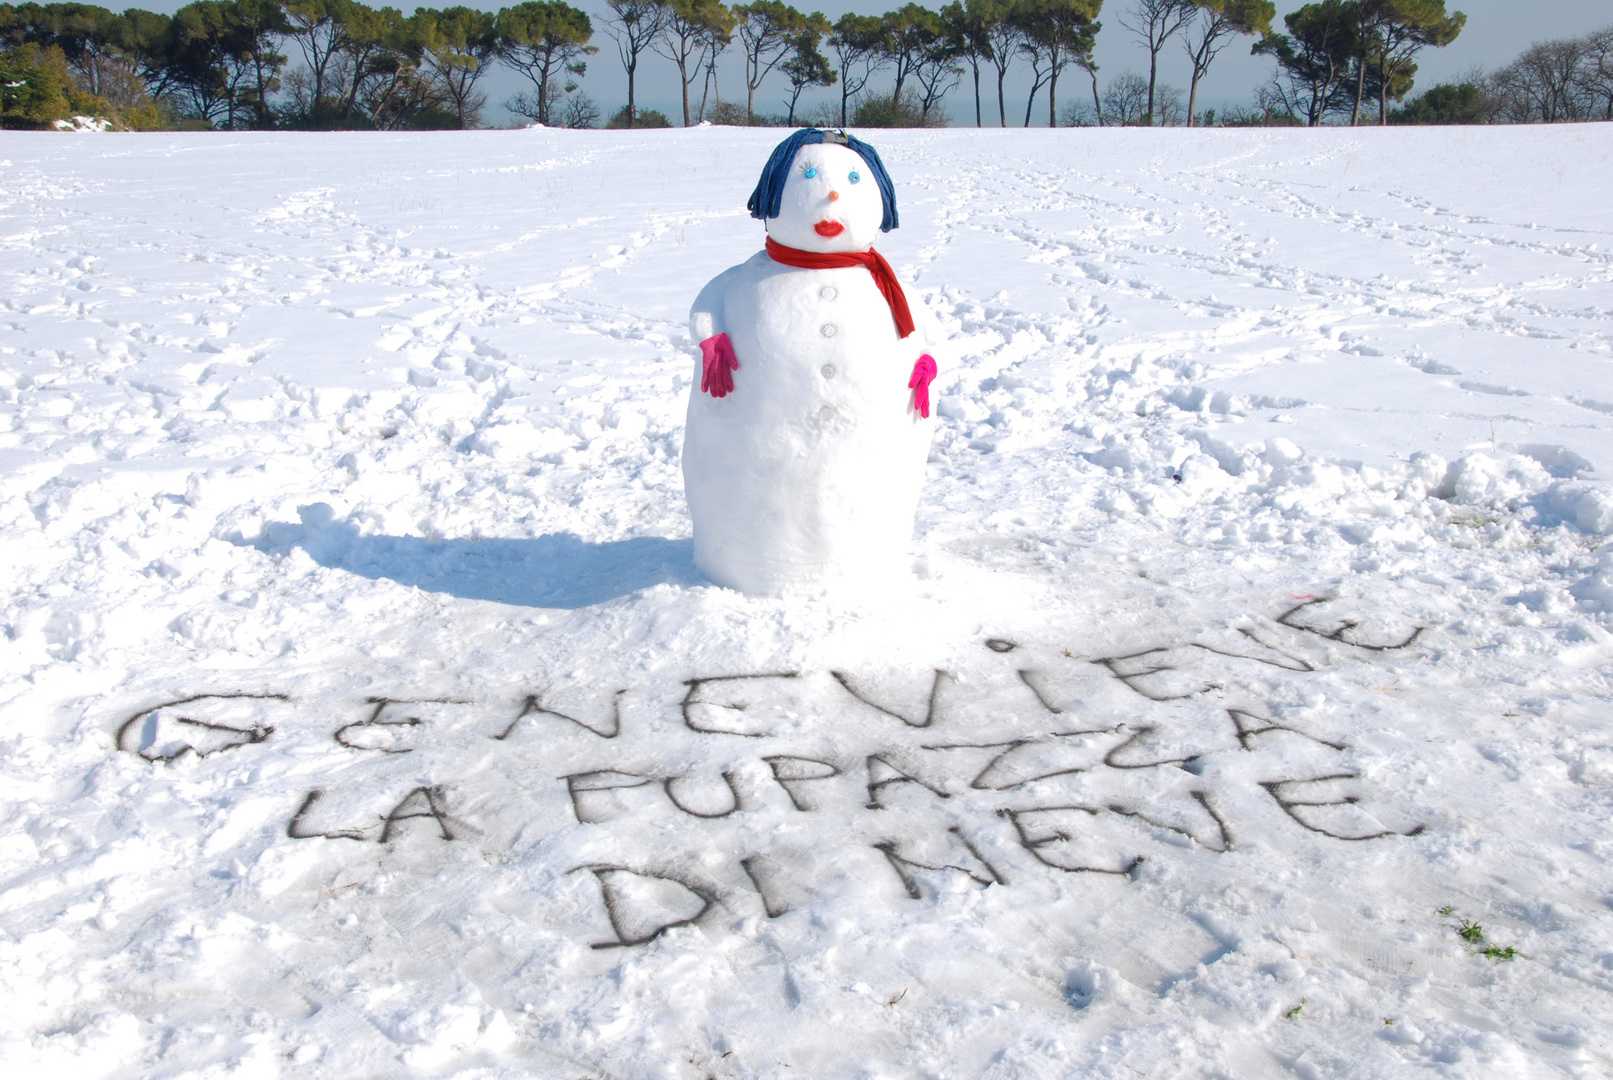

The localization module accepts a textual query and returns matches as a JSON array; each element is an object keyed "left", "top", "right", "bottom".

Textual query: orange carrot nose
[{"left": 828, "top": 191, "right": 840, "bottom": 202}]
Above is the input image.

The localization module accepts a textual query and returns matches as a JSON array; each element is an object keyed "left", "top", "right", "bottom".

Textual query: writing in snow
[{"left": 115, "top": 599, "right": 1428, "bottom": 948}]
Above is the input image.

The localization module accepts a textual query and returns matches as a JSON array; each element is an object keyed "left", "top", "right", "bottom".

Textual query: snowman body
[{"left": 683, "top": 137, "right": 938, "bottom": 596}]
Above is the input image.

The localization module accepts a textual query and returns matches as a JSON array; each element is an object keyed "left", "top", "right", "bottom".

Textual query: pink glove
[
  {"left": 908, "top": 354, "right": 937, "bottom": 419},
  {"left": 699, "top": 332, "right": 739, "bottom": 398}
]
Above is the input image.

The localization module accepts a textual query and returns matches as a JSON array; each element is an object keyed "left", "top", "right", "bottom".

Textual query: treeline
[
  {"left": 1429, "top": 25, "right": 1613, "bottom": 125},
  {"left": 605, "top": 0, "right": 1109, "bottom": 131},
  {"left": 0, "top": 0, "right": 1121, "bottom": 130},
  {"left": 1248, "top": 0, "right": 1462, "bottom": 126},
  {"left": 0, "top": 0, "right": 1444, "bottom": 132},
  {"left": 1, "top": 0, "right": 1609, "bottom": 131},
  {"left": 1089, "top": 1, "right": 1611, "bottom": 128},
  {"left": 0, "top": 0, "right": 577, "bottom": 129}
]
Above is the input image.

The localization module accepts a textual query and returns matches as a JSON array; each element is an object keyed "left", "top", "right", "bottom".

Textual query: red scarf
[{"left": 765, "top": 237, "right": 915, "bottom": 340}]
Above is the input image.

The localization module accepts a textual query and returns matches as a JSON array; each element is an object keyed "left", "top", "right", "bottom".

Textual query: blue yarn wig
[{"left": 745, "top": 128, "right": 899, "bottom": 233}]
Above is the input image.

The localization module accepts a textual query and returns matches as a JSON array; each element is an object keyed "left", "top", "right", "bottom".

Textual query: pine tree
[
  {"left": 0, "top": 40, "right": 72, "bottom": 127},
  {"left": 878, "top": 3, "right": 942, "bottom": 105},
  {"left": 1015, "top": 0, "right": 1097, "bottom": 127},
  {"left": 826, "top": 11, "right": 885, "bottom": 126},
  {"left": 600, "top": 0, "right": 665, "bottom": 128},
  {"left": 652, "top": 0, "right": 731, "bottom": 125},
  {"left": 415, "top": 5, "right": 498, "bottom": 128},
  {"left": 734, "top": 0, "right": 808, "bottom": 120},
  {"left": 1366, "top": 0, "right": 1463, "bottom": 125},
  {"left": 939, "top": 0, "right": 992, "bottom": 126},
  {"left": 1254, "top": 0, "right": 1359, "bottom": 126},
  {"left": 779, "top": 13, "right": 831, "bottom": 123},
  {"left": 499, "top": 0, "right": 595, "bottom": 126},
  {"left": 1182, "top": 0, "right": 1272, "bottom": 126}
]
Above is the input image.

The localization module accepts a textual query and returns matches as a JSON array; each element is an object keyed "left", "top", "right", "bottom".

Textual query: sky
[{"left": 131, "top": 0, "right": 1613, "bottom": 125}]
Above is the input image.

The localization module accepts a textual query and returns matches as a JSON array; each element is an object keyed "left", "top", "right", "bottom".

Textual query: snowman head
[{"left": 747, "top": 129, "right": 898, "bottom": 254}]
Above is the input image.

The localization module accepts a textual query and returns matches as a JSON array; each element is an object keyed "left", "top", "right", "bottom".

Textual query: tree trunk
[
  {"left": 679, "top": 58, "right": 691, "bottom": 125},
  {"left": 997, "top": 65, "right": 1008, "bottom": 126},
  {"left": 1187, "top": 69, "right": 1199, "bottom": 127},
  {"left": 254, "top": 55, "right": 271, "bottom": 129},
  {"left": 973, "top": 65, "right": 981, "bottom": 126},
  {"left": 344, "top": 58, "right": 363, "bottom": 124},
  {"left": 538, "top": 63, "right": 550, "bottom": 125},
  {"left": 1378, "top": 55, "right": 1389, "bottom": 125},
  {"left": 1350, "top": 56, "right": 1365, "bottom": 125},
  {"left": 1089, "top": 65, "right": 1102, "bottom": 126},
  {"left": 1146, "top": 47, "right": 1158, "bottom": 125},
  {"left": 627, "top": 57, "right": 637, "bottom": 127},
  {"left": 1048, "top": 63, "right": 1057, "bottom": 127}
]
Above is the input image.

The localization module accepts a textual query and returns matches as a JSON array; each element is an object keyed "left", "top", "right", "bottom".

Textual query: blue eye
[
  {"left": 848, "top": 170, "right": 861, "bottom": 184},
  {"left": 803, "top": 165, "right": 817, "bottom": 179}
]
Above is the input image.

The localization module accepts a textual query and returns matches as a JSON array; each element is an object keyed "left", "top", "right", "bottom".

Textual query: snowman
[{"left": 683, "top": 129, "right": 941, "bottom": 596}]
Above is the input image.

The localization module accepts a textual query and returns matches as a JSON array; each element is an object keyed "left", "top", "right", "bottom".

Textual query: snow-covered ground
[{"left": 2, "top": 124, "right": 1612, "bottom": 1078}]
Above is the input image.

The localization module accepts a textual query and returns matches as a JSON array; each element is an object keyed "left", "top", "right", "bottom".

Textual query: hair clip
[{"left": 822, "top": 130, "right": 850, "bottom": 145}]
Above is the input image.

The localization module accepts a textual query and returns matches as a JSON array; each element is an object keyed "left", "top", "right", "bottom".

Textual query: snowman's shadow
[{"left": 299, "top": 525, "right": 697, "bottom": 609}]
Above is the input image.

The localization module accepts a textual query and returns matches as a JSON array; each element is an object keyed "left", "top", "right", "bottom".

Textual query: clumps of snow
[
  {"left": 1570, "top": 545, "right": 1613, "bottom": 612},
  {"left": 1547, "top": 484, "right": 1613, "bottom": 536},
  {"left": 52, "top": 115, "right": 111, "bottom": 132},
  {"left": 1437, "top": 451, "right": 1554, "bottom": 506},
  {"left": 1262, "top": 436, "right": 1305, "bottom": 466},
  {"left": 464, "top": 420, "right": 558, "bottom": 461}
]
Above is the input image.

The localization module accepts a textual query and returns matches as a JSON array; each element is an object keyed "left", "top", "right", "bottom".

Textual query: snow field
[{"left": 1, "top": 124, "right": 1612, "bottom": 1077}]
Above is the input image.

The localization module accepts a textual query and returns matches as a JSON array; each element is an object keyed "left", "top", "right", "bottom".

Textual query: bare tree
[
  {"left": 1101, "top": 70, "right": 1149, "bottom": 124},
  {"left": 1119, "top": 0, "right": 1195, "bottom": 125},
  {"left": 559, "top": 89, "right": 603, "bottom": 125},
  {"left": 1490, "top": 36, "right": 1589, "bottom": 123},
  {"left": 1575, "top": 25, "right": 1613, "bottom": 121}
]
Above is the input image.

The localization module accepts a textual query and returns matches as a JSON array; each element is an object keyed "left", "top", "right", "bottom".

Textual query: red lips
[{"left": 814, "top": 220, "right": 845, "bottom": 237}]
